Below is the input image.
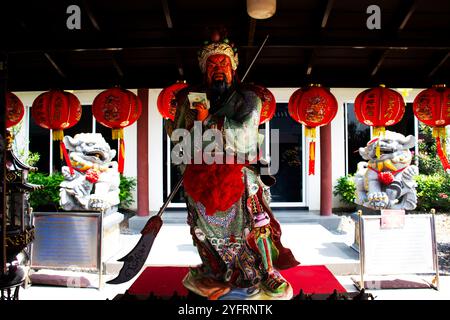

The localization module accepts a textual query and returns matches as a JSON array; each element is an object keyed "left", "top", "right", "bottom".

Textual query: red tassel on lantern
[
  {"left": 308, "top": 140, "right": 316, "bottom": 175},
  {"left": 435, "top": 128, "right": 450, "bottom": 171},
  {"left": 118, "top": 138, "right": 125, "bottom": 174}
]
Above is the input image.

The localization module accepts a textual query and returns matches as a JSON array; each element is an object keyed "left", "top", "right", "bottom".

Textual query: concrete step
[{"left": 128, "top": 210, "right": 343, "bottom": 232}]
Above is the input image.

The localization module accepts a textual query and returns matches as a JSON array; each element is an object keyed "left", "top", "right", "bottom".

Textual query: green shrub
[
  {"left": 28, "top": 172, "right": 65, "bottom": 211},
  {"left": 414, "top": 124, "right": 450, "bottom": 213},
  {"left": 28, "top": 172, "right": 137, "bottom": 211},
  {"left": 333, "top": 175, "right": 356, "bottom": 206},
  {"left": 119, "top": 175, "right": 137, "bottom": 209},
  {"left": 415, "top": 174, "right": 450, "bottom": 212}
]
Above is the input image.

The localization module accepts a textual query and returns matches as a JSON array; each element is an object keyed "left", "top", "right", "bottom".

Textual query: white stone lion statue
[
  {"left": 354, "top": 130, "right": 418, "bottom": 210},
  {"left": 59, "top": 133, "right": 120, "bottom": 212}
]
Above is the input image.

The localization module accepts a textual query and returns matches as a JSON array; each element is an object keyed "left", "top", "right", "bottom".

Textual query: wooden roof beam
[
  {"left": 83, "top": 0, "right": 101, "bottom": 32},
  {"left": 370, "top": 49, "right": 390, "bottom": 77},
  {"left": 397, "top": 0, "right": 419, "bottom": 31},
  {"left": 44, "top": 53, "right": 66, "bottom": 78},
  {"left": 161, "top": 0, "right": 173, "bottom": 29},
  {"left": 305, "top": 49, "right": 315, "bottom": 76},
  {"left": 321, "top": 0, "right": 335, "bottom": 29},
  {"left": 82, "top": 1, "right": 125, "bottom": 79},
  {"left": 161, "top": 0, "right": 184, "bottom": 78},
  {"left": 428, "top": 51, "right": 450, "bottom": 78}
]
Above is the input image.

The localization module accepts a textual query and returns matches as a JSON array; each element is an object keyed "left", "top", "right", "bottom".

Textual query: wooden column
[
  {"left": 320, "top": 123, "right": 332, "bottom": 216},
  {"left": 0, "top": 53, "right": 7, "bottom": 274},
  {"left": 136, "top": 89, "right": 150, "bottom": 217}
]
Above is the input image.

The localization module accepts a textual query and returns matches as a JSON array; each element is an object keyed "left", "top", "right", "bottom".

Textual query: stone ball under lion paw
[
  {"left": 88, "top": 197, "right": 110, "bottom": 210},
  {"left": 368, "top": 192, "right": 389, "bottom": 209}
]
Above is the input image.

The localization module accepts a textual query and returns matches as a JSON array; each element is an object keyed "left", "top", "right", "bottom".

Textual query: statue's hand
[
  {"left": 194, "top": 103, "right": 209, "bottom": 121},
  {"left": 368, "top": 192, "right": 390, "bottom": 209}
]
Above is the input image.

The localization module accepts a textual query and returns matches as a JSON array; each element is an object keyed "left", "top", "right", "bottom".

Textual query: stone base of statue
[
  {"left": 102, "top": 210, "right": 124, "bottom": 261},
  {"left": 182, "top": 268, "right": 293, "bottom": 300}
]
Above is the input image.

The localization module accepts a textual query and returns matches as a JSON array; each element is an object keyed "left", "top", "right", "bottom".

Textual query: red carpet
[{"left": 128, "top": 265, "right": 346, "bottom": 297}]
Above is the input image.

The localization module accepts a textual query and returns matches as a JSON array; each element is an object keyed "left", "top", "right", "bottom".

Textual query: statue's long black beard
[
  {"left": 208, "top": 79, "right": 232, "bottom": 113},
  {"left": 210, "top": 79, "right": 230, "bottom": 98}
]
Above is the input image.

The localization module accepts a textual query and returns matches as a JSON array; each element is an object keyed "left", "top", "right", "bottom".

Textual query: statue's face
[{"left": 206, "top": 54, "right": 233, "bottom": 86}]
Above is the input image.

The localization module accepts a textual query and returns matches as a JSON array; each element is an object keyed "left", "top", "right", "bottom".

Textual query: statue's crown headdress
[{"left": 198, "top": 29, "right": 239, "bottom": 73}]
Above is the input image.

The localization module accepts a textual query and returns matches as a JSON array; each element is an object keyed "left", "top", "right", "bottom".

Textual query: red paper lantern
[
  {"left": 6, "top": 92, "right": 25, "bottom": 128},
  {"left": 288, "top": 84, "right": 338, "bottom": 175},
  {"left": 244, "top": 84, "right": 276, "bottom": 125},
  {"left": 157, "top": 81, "right": 188, "bottom": 121},
  {"left": 92, "top": 87, "right": 142, "bottom": 173},
  {"left": 354, "top": 85, "right": 405, "bottom": 137},
  {"left": 31, "top": 89, "right": 82, "bottom": 174},
  {"left": 32, "top": 90, "right": 81, "bottom": 136},
  {"left": 413, "top": 84, "right": 450, "bottom": 171}
]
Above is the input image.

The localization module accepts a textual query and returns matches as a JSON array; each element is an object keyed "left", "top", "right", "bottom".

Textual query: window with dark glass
[
  {"left": 163, "top": 120, "right": 186, "bottom": 203},
  {"left": 29, "top": 109, "right": 51, "bottom": 173},
  {"left": 269, "top": 103, "right": 303, "bottom": 203}
]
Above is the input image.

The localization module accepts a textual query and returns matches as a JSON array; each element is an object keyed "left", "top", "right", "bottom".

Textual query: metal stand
[
  {"left": 0, "top": 281, "right": 23, "bottom": 300},
  {"left": 0, "top": 265, "right": 26, "bottom": 300}
]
